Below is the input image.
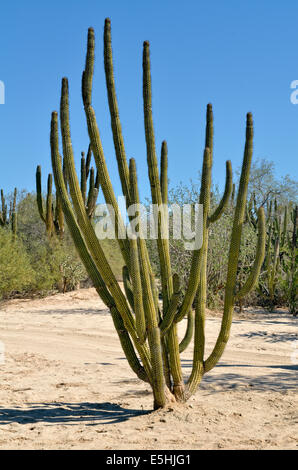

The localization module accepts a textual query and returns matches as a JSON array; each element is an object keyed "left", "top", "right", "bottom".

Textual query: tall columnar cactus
[
  {"left": 48, "top": 19, "right": 265, "bottom": 409},
  {"left": 281, "top": 205, "right": 297, "bottom": 315},
  {"left": 36, "top": 146, "right": 99, "bottom": 238},
  {"left": 254, "top": 199, "right": 291, "bottom": 310},
  {"left": 0, "top": 187, "right": 17, "bottom": 237},
  {"left": 36, "top": 167, "right": 64, "bottom": 238},
  {"left": 80, "top": 145, "right": 100, "bottom": 218}
]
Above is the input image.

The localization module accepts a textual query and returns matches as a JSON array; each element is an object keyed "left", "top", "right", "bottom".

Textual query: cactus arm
[
  {"left": 128, "top": 160, "right": 147, "bottom": 343},
  {"left": 143, "top": 41, "right": 173, "bottom": 309},
  {"left": 60, "top": 79, "right": 138, "bottom": 336},
  {"left": 175, "top": 233, "right": 203, "bottom": 322},
  {"left": 281, "top": 205, "right": 288, "bottom": 246},
  {"left": 36, "top": 166, "right": 46, "bottom": 223},
  {"left": 84, "top": 104, "right": 130, "bottom": 266},
  {"left": 208, "top": 160, "right": 232, "bottom": 224},
  {"left": 122, "top": 265, "right": 134, "bottom": 310},
  {"left": 86, "top": 167, "right": 99, "bottom": 218},
  {"left": 205, "top": 104, "right": 213, "bottom": 158},
  {"left": 129, "top": 234, "right": 147, "bottom": 343},
  {"left": 81, "top": 29, "right": 130, "bottom": 262},
  {"left": 80, "top": 152, "right": 87, "bottom": 205},
  {"left": 185, "top": 300, "right": 205, "bottom": 396},
  {"left": 161, "top": 336, "right": 172, "bottom": 390},
  {"left": 46, "top": 174, "right": 54, "bottom": 236},
  {"left": 0, "top": 189, "right": 8, "bottom": 225},
  {"left": 175, "top": 147, "right": 212, "bottom": 323},
  {"left": 235, "top": 207, "right": 266, "bottom": 300},
  {"left": 85, "top": 144, "right": 92, "bottom": 179},
  {"left": 12, "top": 187, "right": 17, "bottom": 213},
  {"left": 185, "top": 148, "right": 211, "bottom": 395},
  {"left": 231, "top": 183, "right": 236, "bottom": 204},
  {"left": 111, "top": 305, "right": 150, "bottom": 383},
  {"left": 0, "top": 190, "right": 5, "bottom": 224},
  {"left": 143, "top": 41, "right": 184, "bottom": 401},
  {"left": 179, "top": 311, "right": 194, "bottom": 353},
  {"left": 204, "top": 113, "right": 254, "bottom": 374},
  {"left": 264, "top": 221, "right": 272, "bottom": 271},
  {"left": 50, "top": 111, "right": 151, "bottom": 384},
  {"left": 55, "top": 191, "right": 64, "bottom": 239},
  {"left": 245, "top": 202, "right": 253, "bottom": 228},
  {"left": 176, "top": 105, "right": 214, "bottom": 323},
  {"left": 104, "top": 18, "right": 131, "bottom": 205},
  {"left": 128, "top": 157, "right": 166, "bottom": 407},
  {"left": 160, "top": 273, "right": 181, "bottom": 336},
  {"left": 51, "top": 113, "right": 119, "bottom": 309},
  {"left": 126, "top": 155, "right": 159, "bottom": 316},
  {"left": 82, "top": 28, "right": 94, "bottom": 107},
  {"left": 176, "top": 148, "right": 212, "bottom": 398},
  {"left": 86, "top": 167, "right": 95, "bottom": 215},
  {"left": 95, "top": 170, "right": 100, "bottom": 190},
  {"left": 129, "top": 161, "right": 160, "bottom": 317},
  {"left": 86, "top": 188, "right": 99, "bottom": 219},
  {"left": 160, "top": 141, "right": 168, "bottom": 206}
]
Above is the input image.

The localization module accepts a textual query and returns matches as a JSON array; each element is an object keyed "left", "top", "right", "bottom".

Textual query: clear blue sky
[{"left": 0, "top": 0, "right": 297, "bottom": 202}]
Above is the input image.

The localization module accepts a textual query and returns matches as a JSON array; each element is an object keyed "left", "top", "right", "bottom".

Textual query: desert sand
[{"left": 0, "top": 287, "right": 297, "bottom": 450}]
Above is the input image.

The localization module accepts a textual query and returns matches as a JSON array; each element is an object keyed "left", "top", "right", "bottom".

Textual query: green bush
[
  {"left": 0, "top": 228, "right": 35, "bottom": 299},
  {"left": 147, "top": 179, "right": 260, "bottom": 310}
]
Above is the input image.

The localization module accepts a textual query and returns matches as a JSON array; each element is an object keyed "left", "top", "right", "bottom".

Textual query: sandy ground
[{"left": 0, "top": 288, "right": 297, "bottom": 450}]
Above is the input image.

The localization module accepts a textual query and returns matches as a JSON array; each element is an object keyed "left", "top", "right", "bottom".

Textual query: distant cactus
[
  {"left": 248, "top": 194, "right": 297, "bottom": 313},
  {"left": 281, "top": 205, "right": 297, "bottom": 315},
  {"left": 36, "top": 146, "right": 99, "bottom": 238},
  {"left": 48, "top": 19, "right": 265, "bottom": 408},
  {"left": 0, "top": 187, "right": 17, "bottom": 238}
]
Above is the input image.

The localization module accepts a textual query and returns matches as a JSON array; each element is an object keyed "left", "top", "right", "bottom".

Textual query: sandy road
[{"left": 0, "top": 289, "right": 297, "bottom": 449}]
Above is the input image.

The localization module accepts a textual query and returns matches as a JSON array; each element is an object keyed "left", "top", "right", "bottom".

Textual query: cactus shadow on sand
[
  {"left": 0, "top": 401, "right": 150, "bottom": 426},
  {"left": 237, "top": 331, "right": 297, "bottom": 343},
  {"left": 180, "top": 359, "right": 297, "bottom": 392}
]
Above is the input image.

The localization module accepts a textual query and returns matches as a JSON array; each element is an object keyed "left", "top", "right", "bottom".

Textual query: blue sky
[{"left": 0, "top": 0, "right": 297, "bottom": 202}]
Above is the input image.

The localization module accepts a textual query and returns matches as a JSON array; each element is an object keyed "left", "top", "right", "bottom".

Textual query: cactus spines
[{"left": 48, "top": 20, "right": 266, "bottom": 409}]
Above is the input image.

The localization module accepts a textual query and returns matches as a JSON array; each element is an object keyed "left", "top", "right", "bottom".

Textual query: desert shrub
[
  {"left": 147, "top": 180, "right": 259, "bottom": 310},
  {"left": 12, "top": 191, "right": 88, "bottom": 295},
  {"left": 0, "top": 228, "right": 35, "bottom": 299}
]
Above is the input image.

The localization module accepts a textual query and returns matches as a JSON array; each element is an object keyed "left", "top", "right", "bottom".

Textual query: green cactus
[
  {"left": 0, "top": 187, "right": 18, "bottom": 238},
  {"left": 36, "top": 145, "right": 99, "bottom": 238},
  {"left": 255, "top": 200, "right": 293, "bottom": 310},
  {"left": 47, "top": 19, "right": 265, "bottom": 408},
  {"left": 281, "top": 205, "right": 297, "bottom": 315}
]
